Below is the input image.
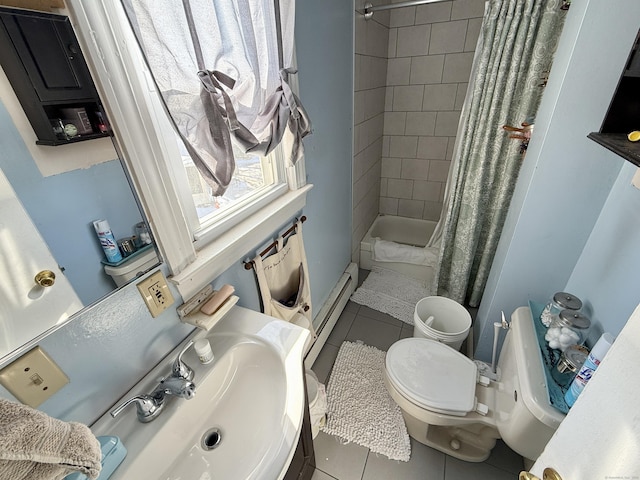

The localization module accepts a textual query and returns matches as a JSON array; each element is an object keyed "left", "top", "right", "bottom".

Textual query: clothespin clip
[
  {"left": 502, "top": 122, "right": 534, "bottom": 155},
  {"left": 539, "top": 71, "right": 550, "bottom": 87}
]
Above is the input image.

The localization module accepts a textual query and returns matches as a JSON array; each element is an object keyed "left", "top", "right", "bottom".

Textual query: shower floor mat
[
  {"left": 351, "top": 266, "right": 432, "bottom": 325},
  {"left": 321, "top": 341, "right": 411, "bottom": 461}
]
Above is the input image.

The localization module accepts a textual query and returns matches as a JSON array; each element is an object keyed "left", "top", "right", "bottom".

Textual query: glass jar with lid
[
  {"left": 134, "top": 221, "right": 152, "bottom": 247},
  {"left": 545, "top": 310, "right": 591, "bottom": 351},
  {"left": 552, "top": 344, "right": 589, "bottom": 387},
  {"left": 540, "top": 291, "right": 582, "bottom": 327}
]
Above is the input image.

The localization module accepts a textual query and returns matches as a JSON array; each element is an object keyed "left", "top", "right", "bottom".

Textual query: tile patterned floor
[{"left": 310, "top": 283, "right": 524, "bottom": 480}]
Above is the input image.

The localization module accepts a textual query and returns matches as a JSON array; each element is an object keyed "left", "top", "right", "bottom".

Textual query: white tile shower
[{"left": 352, "top": 0, "right": 487, "bottom": 263}]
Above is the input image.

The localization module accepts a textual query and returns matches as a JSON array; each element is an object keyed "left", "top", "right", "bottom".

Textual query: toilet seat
[{"left": 386, "top": 338, "right": 478, "bottom": 416}]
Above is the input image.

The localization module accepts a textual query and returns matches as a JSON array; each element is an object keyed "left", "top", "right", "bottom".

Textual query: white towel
[
  {"left": 0, "top": 398, "right": 101, "bottom": 480},
  {"left": 372, "top": 238, "right": 438, "bottom": 266}
]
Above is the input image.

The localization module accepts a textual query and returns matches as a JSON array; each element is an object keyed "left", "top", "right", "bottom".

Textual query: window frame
[{"left": 68, "top": 0, "right": 311, "bottom": 300}]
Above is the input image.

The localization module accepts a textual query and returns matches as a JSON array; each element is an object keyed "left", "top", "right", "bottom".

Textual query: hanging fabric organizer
[{"left": 250, "top": 219, "right": 316, "bottom": 344}]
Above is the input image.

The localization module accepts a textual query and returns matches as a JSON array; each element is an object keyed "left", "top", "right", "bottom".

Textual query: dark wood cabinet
[
  {"left": 284, "top": 380, "right": 316, "bottom": 480},
  {"left": 0, "top": 7, "right": 110, "bottom": 145},
  {"left": 589, "top": 29, "right": 640, "bottom": 166}
]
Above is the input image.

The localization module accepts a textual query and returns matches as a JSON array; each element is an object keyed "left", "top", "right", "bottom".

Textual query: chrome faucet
[
  {"left": 111, "top": 341, "right": 196, "bottom": 423},
  {"left": 172, "top": 340, "right": 195, "bottom": 381}
]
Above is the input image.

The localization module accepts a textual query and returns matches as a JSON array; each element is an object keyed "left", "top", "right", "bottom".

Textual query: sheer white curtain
[{"left": 122, "top": 0, "right": 310, "bottom": 195}]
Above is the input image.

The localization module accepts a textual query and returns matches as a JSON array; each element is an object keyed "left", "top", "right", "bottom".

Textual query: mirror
[{"left": 0, "top": 82, "right": 159, "bottom": 363}]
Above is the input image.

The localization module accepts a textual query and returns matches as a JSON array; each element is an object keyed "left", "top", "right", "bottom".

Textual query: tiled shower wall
[
  {"left": 380, "top": 0, "right": 486, "bottom": 221},
  {"left": 351, "top": 0, "right": 485, "bottom": 262},
  {"left": 352, "top": 2, "right": 390, "bottom": 261}
]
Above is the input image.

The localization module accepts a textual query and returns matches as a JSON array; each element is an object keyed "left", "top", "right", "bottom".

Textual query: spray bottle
[
  {"left": 93, "top": 219, "right": 123, "bottom": 263},
  {"left": 564, "top": 332, "right": 614, "bottom": 407}
]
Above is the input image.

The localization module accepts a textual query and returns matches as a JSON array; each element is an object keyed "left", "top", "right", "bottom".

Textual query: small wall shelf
[
  {"left": 588, "top": 133, "right": 640, "bottom": 168},
  {"left": 589, "top": 30, "right": 640, "bottom": 165},
  {"left": 0, "top": 7, "right": 111, "bottom": 146},
  {"left": 35, "top": 131, "right": 111, "bottom": 147}
]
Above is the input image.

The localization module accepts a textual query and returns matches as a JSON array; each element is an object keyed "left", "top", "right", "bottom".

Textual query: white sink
[{"left": 91, "top": 306, "right": 310, "bottom": 480}]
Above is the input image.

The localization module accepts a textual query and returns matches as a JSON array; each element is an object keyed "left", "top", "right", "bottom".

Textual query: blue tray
[
  {"left": 100, "top": 243, "right": 154, "bottom": 267},
  {"left": 528, "top": 300, "right": 570, "bottom": 414},
  {"left": 65, "top": 436, "right": 127, "bottom": 480}
]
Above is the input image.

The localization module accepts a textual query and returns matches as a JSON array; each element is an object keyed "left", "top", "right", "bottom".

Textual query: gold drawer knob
[{"left": 34, "top": 270, "right": 56, "bottom": 288}]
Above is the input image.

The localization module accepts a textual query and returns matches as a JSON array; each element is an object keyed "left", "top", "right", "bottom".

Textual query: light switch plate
[
  {"left": 137, "top": 270, "right": 175, "bottom": 317},
  {"left": 0, "top": 346, "right": 69, "bottom": 407}
]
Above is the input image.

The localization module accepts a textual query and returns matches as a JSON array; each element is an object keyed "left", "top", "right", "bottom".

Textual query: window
[
  {"left": 183, "top": 142, "right": 275, "bottom": 225},
  {"left": 70, "top": 0, "right": 311, "bottom": 300}
]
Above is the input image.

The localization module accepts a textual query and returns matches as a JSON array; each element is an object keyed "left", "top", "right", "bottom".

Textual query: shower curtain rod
[{"left": 363, "top": 0, "right": 448, "bottom": 20}]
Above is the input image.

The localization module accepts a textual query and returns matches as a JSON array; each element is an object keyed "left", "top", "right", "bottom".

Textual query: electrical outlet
[
  {"left": 137, "top": 270, "right": 174, "bottom": 317},
  {"left": 0, "top": 346, "right": 69, "bottom": 407}
]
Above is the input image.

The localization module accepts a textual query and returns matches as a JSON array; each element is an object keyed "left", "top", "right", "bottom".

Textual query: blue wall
[
  {"left": 294, "top": 0, "right": 354, "bottom": 312},
  {"left": 475, "top": 0, "right": 640, "bottom": 361},
  {"left": 0, "top": 100, "right": 143, "bottom": 305},
  {"left": 565, "top": 163, "right": 640, "bottom": 345},
  {"left": 0, "top": 2, "right": 354, "bottom": 426}
]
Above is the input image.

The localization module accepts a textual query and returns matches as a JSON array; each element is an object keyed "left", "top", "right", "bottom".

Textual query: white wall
[{"left": 475, "top": 0, "right": 640, "bottom": 361}]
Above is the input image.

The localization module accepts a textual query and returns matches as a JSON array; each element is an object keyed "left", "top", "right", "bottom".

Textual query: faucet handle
[
  {"left": 110, "top": 394, "right": 164, "bottom": 423},
  {"left": 172, "top": 340, "right": 194, "bottom": 380},
  {"left": 156, "top": 376, "right": 197, "bottom": 400}
]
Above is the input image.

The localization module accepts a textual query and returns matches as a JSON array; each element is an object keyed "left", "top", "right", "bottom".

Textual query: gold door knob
[
  {"left": 519, "top": 468, "right": 563, "bottom": 480},
  {"left": 34, "top": 270, "right": 56, "bottom": 288}
]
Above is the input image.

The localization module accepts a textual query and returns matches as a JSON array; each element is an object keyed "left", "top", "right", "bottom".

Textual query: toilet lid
[{"left": 386, "top": 338, "right": 477, "bottom": 415}]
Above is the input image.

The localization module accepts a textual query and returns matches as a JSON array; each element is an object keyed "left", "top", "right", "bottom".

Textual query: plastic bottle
[
  {"left": 564, "top": 332, "right": 614, "bottom": 407},
  {"left": 93, "top": 219, "right": 123, "bottom": 263},
  {"left": 95, "top": 111, "right": 108, "bottom": 133},
  {"left": 194, "top": 339, "right": 214, "bottom": 364}
]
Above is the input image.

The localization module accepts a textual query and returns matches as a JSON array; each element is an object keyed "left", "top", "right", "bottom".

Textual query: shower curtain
[{"left": 431, "top": 0, "right": 567, "bottom": 306}]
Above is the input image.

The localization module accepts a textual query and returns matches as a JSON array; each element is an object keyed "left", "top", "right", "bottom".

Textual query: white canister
[{"left": 194, "top": 339, "right": 214, "bottom": 364}]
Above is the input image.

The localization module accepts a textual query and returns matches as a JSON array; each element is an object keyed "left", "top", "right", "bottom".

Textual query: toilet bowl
[{"left": 384, "top": 306, "right": 565, "bottom": 463}]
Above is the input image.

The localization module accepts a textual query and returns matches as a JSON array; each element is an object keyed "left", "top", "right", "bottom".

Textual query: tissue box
[{"left": 65, "top": 436, "right": 127, "bottom": 480}]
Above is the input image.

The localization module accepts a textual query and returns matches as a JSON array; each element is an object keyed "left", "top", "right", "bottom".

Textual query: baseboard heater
[{"left": 304, "top": 262, "right": 358, "bottom": 368}]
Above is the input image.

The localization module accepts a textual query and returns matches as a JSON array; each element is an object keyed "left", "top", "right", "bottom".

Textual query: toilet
[
  {"left": 384, "top": 306, "right": 565, "bottom": 463},
  {"left": 103, "top": 247, "right": 159, "bottom": 287}
]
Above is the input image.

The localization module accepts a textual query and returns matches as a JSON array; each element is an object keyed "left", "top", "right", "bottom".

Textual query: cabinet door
[{"left": 0, "top": 10, "right": 97, "bottom": 103}]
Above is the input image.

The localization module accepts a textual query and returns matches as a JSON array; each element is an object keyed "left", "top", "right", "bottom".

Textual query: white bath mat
[
  {"left": 351, "top": 266, "right": 431, "bottom": 325},
  {"left": 322, "top": 341, "right": 411, "bottom": 461}
]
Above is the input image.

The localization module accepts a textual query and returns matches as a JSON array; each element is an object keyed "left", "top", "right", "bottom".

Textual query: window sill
[{"left": 170, "top": 184, "right": 313, "bottom": 300}]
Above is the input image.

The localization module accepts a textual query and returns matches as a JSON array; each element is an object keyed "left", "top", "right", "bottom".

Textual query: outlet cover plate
[
  {"left": 0, "top": 346, "right": 69, "bottom": 407},
  {"left": 137, "top": 270, "right": 175, "bottom": 317}
]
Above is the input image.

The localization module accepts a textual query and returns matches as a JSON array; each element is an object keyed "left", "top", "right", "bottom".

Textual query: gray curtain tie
[
  {"left": 280, "top": 68, "right": 300, "bottom": 120},
  {"left": 197, "top": 70, "right": 243, "bottom": 132}
]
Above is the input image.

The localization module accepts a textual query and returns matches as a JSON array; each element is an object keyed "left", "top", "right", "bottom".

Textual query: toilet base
[{"left": 401, "top": 409, "right": 499, "bottom": 462}]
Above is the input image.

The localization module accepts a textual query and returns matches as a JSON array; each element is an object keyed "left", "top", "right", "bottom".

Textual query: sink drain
[{"left": 201, "top": 428, "right": 222, "bottom": 451}]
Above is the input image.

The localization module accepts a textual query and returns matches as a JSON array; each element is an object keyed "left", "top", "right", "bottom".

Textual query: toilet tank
[
  {"left": 103, "top": 247, "right": 159, "bottom": 287},
  {"left": 494, "top": 306, "right": 565, "bottom": 461}
]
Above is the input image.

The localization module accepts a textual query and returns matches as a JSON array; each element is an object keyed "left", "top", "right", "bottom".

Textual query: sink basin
[{"left": 91, "top": 306, "right": 310, "bottom": 480}]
